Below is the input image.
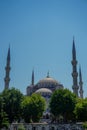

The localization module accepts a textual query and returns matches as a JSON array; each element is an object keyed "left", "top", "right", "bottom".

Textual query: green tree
[
  {"left": 18, "top": 124, "right": 25, "bottom": 130},
  {"left": 0, "top": 94, "right": 9, "bottom": 129},
  {"left": 21, "top": 96, "right": 31, "bottom": 123},
  {"left": 2, "top": 88, "right": 24, "bottom": 123},
  {"left": 83, "top": 122, "right": 87, "bottom": 130},
  {"left": 21, "top": 93, "right": 46, "bottom": 123},
  {"left": 50, "top": 89, "right": 76, "bottom": 122},
  {"left": 74, "top": 98, "right": 87, "bottom": 121}
]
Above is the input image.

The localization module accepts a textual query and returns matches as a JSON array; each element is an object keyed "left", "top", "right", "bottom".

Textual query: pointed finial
[
  {"left": 31, "top": 68, "right": 34, "bottom": 85},
  {"left": 73, "top": 36, "right": 75, "bottom": 49},
  {"left": 73, "top": 36, "right": 75, "bottom": 42},
  {"left": 47, "top": 71, "right": 50, "bottom": 78},
  {"left": 7, "top": 45, "right": 10, "bottom": 61},
  {"left": 72, "top": 36, "right": 76, "bottom": 60}
]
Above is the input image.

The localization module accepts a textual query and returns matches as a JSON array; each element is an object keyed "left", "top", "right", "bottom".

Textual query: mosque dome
[
  {"left": 36, "top": 72, "right": 63, "bottom": 91},
  {"left": 37, "top": 77, "right": 59, "bottom": 86}
]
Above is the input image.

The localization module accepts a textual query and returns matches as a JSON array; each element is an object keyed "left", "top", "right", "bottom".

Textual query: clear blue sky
[{"left": 0, "top": 0, "right": 87, "bottom": 97}]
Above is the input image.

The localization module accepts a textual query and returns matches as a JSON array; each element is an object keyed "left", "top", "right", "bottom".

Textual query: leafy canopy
[
  {"left": 50, "top": 88, "right": 76, "bottom": 122},
  {"left": 21, "top": 93, "right": 46, "bottom": 123},
  {"left": 1, "top": 88, "right": 24, "bottom": 123},
  {"left": 74, "top": 98, "right": 87, "bottom": 121},
  {"left": 0, "top": 94, "right": 9, "bottom": 128}
]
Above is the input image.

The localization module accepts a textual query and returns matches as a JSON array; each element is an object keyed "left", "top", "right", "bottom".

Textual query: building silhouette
[{"left": 4, "top": 39, "right": 83, "bottom": 98}]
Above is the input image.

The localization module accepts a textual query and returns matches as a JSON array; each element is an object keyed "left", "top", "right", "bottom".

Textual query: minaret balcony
[
  {"left": 72, "top": 72, "right": 78, "bottom": 77},
  {"left": 71, "top": 60, "right": 77, "bottom": 65}
]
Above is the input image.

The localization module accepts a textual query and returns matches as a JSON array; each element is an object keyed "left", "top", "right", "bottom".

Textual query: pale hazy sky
[{"left": 0, "top": 0, "right": 87, "bottom": 97}]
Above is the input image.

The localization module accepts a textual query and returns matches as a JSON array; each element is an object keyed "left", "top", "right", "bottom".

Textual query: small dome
[{"left": 35, "top": 88, "right": 52, "bottom": 95}]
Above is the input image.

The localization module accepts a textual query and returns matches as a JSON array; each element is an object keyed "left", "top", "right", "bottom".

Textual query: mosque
[
  {"left": 4, "top": 38, "right": 84, "bottom": 101},
  {"left": 3, "top": 38, "right": 84, "bottom": 130}
]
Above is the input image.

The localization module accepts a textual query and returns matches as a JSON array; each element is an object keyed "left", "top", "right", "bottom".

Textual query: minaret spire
[
  {"left": 71, "top": 38, "right": 79, "bottom": 96},
  {"left": 79, "top": 66, "right": 83, "bottom": 98},
  {"left": 31, "top": 69, "right": 34, "bottom": 85},
  {"left": 4, "top": 46, "right": 11, "bottom": 89},
  {"left": 47, "top": 71, "right": 50, "bottom": 78},
  {"left": 72, "top": 37, "right": 76, "bottom": 60}
]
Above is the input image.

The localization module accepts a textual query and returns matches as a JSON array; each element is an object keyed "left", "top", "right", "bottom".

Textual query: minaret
[
  {"left": 79, "top": 66, "right": 83, "bottom": 98},
  {"left": 26, "top": 69, "right": 35, "bottom": 96},
  {"left": 47, "top": 71, "right": 50, "bottom": 78},
  {"left": 4, "top": 46, "right": 11, "bottom": 89},
  {"left": 71, "top": 38, "right": 79, "bottom": 96},
  {"left": 31, "top": 69, "right": 34, "bottom": 85}
]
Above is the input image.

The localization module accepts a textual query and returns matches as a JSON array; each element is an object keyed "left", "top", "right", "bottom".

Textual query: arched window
[
  {"left": 51, "top": 127, "right": 55, "bottom": 130},
  {"left": 32, "top": 126, "right": 36, "bottom": 130},
  {"left": 42, "top": 126, "right": 45, "bottom": 130},
  {"left": 14, "top": 126, "right": 17, "bottom": 130}
]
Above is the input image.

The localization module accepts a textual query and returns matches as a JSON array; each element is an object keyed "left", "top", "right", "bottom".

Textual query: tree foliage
[
  {"left": 2, "top": 88, "right": 24, "bottom": 123},
  {"left": 0, "top": 94, "right": 9, "bottom": 129},
  {"left": 18, "top": 124, "right": 25, "bottom": 130},
  {"left": 21, "top": 93, "right": 46, "bottom": 123},
  {"left": 74, "top": 98, "right": 87, "bottom": 121},
  {"left": 82, "top": 122, "right": 87, "bottom": 129},
  {"left": 50, "top": 89, "right": 76, "bottom": 122}
]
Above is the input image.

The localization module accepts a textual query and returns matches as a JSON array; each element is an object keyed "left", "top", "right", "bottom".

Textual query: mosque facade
[
  {"left": 26, "top": 39, "right": 83, "bottom": 99},
  {"left": 27, "top": 71, "right": 63, "bottom": 97},
  {"left": 4, "top": 39, "right": 83, "bottom": 99}
]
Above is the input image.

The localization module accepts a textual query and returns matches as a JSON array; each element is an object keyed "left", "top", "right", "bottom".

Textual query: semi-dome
[
  {"left": 35, "top": 88, "right": 52, "bottom": 97},
  {"left": 35, "top": 88, "right": 52, "bottom": 94}
]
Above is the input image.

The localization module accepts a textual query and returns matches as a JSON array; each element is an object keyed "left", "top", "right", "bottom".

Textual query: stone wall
[{"left": 9, "top": 123, "right": 84, "bottom": 130}]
